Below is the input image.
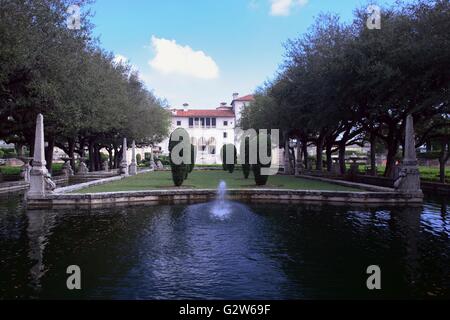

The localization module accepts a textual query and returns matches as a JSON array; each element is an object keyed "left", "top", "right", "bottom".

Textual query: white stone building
[{"left": 159, "top": 94, "right": 255, "bottom": 165}]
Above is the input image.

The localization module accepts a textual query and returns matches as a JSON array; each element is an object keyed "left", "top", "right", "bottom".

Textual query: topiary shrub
[
  {"left": 171, "top": 164, "right": 186, "bottom": 186},
  {"left": 241, "top": 137, "right": 251, "bottom": 179},
  {"left": 221, "top": 144, "right": 227, "bottom": 172},
  {"left": 221, "top": 144, "right": 237, "bottom": 173},
  {"left": 251, "top": 132, "right": 272, "bottom": 186},
  {"left": 242, "top": 164, "right": 251, "bottom": 179},
  {"left": 184, "top": 164, "right": 189, "bottom": 180},
  {"left": 169, "top": 128, "right": 190, "bottom": 187},
  {"left": 252, "top": 164, "right": 269, "bottom": 186}
]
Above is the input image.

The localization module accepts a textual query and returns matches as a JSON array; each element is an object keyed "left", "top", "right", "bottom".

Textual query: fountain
[{"left": 210, "top": 180, "right": 231, "bottom": 220}]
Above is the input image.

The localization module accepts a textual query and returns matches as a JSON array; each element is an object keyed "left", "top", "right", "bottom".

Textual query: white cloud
[
  {"left": 149, "top": 36, "right": 219, "bottom": 80},
  {"left": 113, "top": 54, "right": 129, "bottom": 65},
  {"left": 270, "top": 0, "right": 308, "bottom": 16}
]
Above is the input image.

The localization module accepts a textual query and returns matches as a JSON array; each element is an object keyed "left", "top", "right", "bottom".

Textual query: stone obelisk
[
  {"left": 129, "top": 140, "right": 138, "bottom": 176},
  {"left": 120, "top": 138, "right": 129, "bottom": 176},
  {"left": 394, "top": 114, "right": 422, "bottom": 195},
  {"left": 27, "top": 114, "right": 53, "bottom": 197}
]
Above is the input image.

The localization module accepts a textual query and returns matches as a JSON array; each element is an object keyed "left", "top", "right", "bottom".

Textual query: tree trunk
[
  {"left": 295, "top": 142, "right": 301, "bottom": 175},
  {"left": 107, "top": 148, "right": 113, "bottom": 169},
  {"left": 284, "top": 138, "right": 291, "bottom": 175},
  {"left": 370, "top": 133, "right": 377, "bottom": 176},
  {"left": 28, "top": 136, "right": 34, "bottom": 159},
  {"left": 302, "top": 140, "right": 308, "bottom": 169},
  {"left": 93, "top": 144, "right": 100, "bottom": 171},
  {"left": 16, "top": 143, "right": 24, "bottom": 157},
  {"left": 289, "top": 146, "right": 296, "bottom": 172},
  {"left": 316, "top": 135, "right": 324, "bottom": 171},
  {"left": 384, "top": 138, "right": 399, "bottom": 178},
  {"left": 326, "top": 142, "right": 333, "bottom": 172},
  {"left": 68, "top": 138, "right": 75, "bottom": 169},
  {"left": 97, "top": 147, "right": 103, "bottom": 170},
  {"left": 45, "top": 135, "right": 55, "bottom": 174},
  {"left": 439, "top": 142, "right": 449, "bottom": 183},
  {"left": 338, "top": 142, "right": 346, "bottom": 175},
  {"left": 114, "top": 146, "right": 120, "bottom": 169},
  {"left": 88, "top": 139, "right": 94, "bottom": 172}
]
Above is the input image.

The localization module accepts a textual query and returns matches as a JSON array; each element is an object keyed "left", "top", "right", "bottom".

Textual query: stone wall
[
  {"left": 27, "top": 188, "right": 424, "bottom": 209},
  {"left": 349, "top": 174, "right": 450, "bottom": 195}
]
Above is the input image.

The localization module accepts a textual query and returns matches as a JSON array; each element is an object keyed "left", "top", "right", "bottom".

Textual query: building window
[
  {"left": 224, "top": 121, "right": 228, "bottom": 126},
  {"left": 189, "top": 118, "right": 193, "bottom": 128},
  {"left": 208, "top": 137, "right": 216, "bottom": 155},
  {"left": 201, "top": 118, "right": 205, "bottom": 128},
  {"left": 198, "top": 137, "right": 207, "bottom": 152},
  {"left": 177, "top": 120, "right": 181, "bottom": 126},
  {"left": 212, "top": 118, "right": 216, "bottom": 128},
  {"left": 206, "top": 118, "right": 211, "bottom": 128},
  {"left": 223, "top": 132, "right": 227, "bottom": 138},
  {"left": 195, "top": 118, "right": 199, "bottom": 127}
]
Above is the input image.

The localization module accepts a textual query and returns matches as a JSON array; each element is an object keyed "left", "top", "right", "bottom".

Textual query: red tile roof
[
  {"left": 233, "top": 94, "right": 255, "bottom": 102},
  {"left": 172, "top": 109, "right": 235, "bottom": 118}
]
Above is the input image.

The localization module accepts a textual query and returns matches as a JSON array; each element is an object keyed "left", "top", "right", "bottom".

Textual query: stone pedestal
[
  {"left": 129, "top": 140, "right": 138, "bottom": 176},
  {"left": 103, "top": 160, "right": 109, "bottom": 171},
  {"left": 150, "top": 151, "right": 156, "bottom": 170},
  {"left": 120, "top": 138, "right": 129, "bottom": 176},
  {"left": 27, "top": 114, "right": 55, "bottom": 198},
  {"left": 62, "top": 159, "right": 74, "bottom": 177},
  {"left": 394, "top": 115, "right": 422, "bottom": 195},
  {"left": 331, "top": 161, "right": 341, "bottom": 176},
  {"left": 77, "top": 159, "right": 89, "bottom": 175}
]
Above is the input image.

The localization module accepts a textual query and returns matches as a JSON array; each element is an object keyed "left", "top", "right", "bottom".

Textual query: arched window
[
  {"left": 198, "top": 137, "right": 207, "bottom": 152},
  {"left": 207, "top": 137, "right": 216, "bottom": 155}
]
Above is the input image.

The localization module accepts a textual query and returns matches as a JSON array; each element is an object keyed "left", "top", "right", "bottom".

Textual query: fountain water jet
[{"left": 210, "top": 181, "right": 231, "bottom": 220}]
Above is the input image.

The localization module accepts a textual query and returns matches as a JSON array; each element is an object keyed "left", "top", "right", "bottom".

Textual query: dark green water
[{"left": 0, "top": 193, "right": 449, "bottom": 299}]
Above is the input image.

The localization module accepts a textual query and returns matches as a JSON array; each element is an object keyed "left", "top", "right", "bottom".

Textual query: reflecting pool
[{"left": 0, "top": 194, "right": 449, "bottom": 299}]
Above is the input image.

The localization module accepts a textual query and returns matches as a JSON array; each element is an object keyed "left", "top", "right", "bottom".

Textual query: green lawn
[{"left": 76, "top": 170, "right": 360, "bottom": 193}]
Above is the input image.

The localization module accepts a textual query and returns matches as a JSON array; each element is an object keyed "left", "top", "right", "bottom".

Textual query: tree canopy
[
  {"left": 241, "top": 0, "right": 449, "bottom": 179},
  {"left": 0, "top": 0, "right": 170, "bottom": 172}
]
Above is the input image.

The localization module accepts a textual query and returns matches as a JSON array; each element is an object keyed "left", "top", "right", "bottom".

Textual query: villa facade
[{"left": 159, "top": 94, "right": 254, "bottom": 165}]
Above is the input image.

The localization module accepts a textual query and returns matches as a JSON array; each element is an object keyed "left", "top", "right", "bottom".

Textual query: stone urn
[
  {"left": 77, "top": 157, "right": 89, "bottom": 175},
  {"left": 19, "top": 156, "right": 33, "bottom": 182},
  {"left": 61, "top": 157, "right": 74, "bottom": 177}
]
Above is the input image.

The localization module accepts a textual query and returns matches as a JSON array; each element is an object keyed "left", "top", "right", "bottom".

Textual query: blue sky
[{"left": 89, "top": 0, "right": 403, "bottom": 108}]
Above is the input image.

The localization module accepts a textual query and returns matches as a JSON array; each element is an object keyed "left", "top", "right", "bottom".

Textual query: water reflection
[
  {"left": 0, "top": 193, "right": 449, "bottom": 299},
  {"left": 26, "top": 211, "right": 56, "bottom": 289}
]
